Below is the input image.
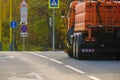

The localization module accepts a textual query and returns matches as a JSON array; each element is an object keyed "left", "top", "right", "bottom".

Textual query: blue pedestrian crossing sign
[
  {"left": 49, "top": 0, "right": 59, "bottom": 8},
  {"left": 10, "top": 21, "right": 17, "bottom": 28}
]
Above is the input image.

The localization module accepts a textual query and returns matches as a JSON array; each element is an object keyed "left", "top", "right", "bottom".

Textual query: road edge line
[
  {"left": 28, "top": 52, "right": 48, "bottom": 59},
  {"left": 88, "top": 76, "right": 100, "bottom": 80},
  {"left": 65, "top": 65, "right": 85, "bottom": 74},
  {"left": 50, "top": 58, "right": 63, "bottom": 64}
]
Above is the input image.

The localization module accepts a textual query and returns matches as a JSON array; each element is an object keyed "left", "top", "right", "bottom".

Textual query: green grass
[{"left": 3, "top": 44, "right": 9, "bottom": 51}]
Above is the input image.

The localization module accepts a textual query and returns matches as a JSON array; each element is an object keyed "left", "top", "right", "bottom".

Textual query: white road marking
[
  {"left": 0, "top": 56, "right": 15, "bottom": 59},
  {"left": 28, "top": 72, "right": 44, "bottom": 80},
  {"left": 88, "top": 76, "right": 100, "bottom": 80},
  {"left": 65, "top": 65, "right": 85, "bottom": 74},
  {"left": 28, "top": 52, "right": 48, "bottom": 59},
  {"left": 8, "top": 76, "right": 36, "bottom": 80},
  {"left": 38, "top": 55, "right": 48, "bottom": 59},
  {"left": 9, "top": 56, "right": 15, "bottom": 59},
  {"left": 21, "top": 57, "right": 27, "bottom": 61},
  {"left": 28, "top": 52, "right": 101, "bottom": 80},
  {"left": 50, "top": 58, "right": 63, "bottom": 64},
  {"left": 28, "top": 52, "right": 64, "bottom": 64},
  {"left": 8, "top": 72, "right": 44, "bottom": 80}
]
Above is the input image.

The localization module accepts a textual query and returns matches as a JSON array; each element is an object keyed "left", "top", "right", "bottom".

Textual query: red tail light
[{"left": 85, "top": 37, "right": 96, "bottom": 42}]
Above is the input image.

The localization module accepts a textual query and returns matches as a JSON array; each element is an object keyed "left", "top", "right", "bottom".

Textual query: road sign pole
[
  {"left": 52, "top": 8, "right": 55, "bottom": 51},
  {"left": 9, "top": 0, "right": 13, "bottom": 51},
  {"left": 20, "top": 0, "right": 28, "bottom": 51},
  {"left": 49, "top": 0, "right": 59, "bottom": 51},
  {"left": 13, "top": 28, "right": 15, "bottom": 51},
  {"left": 0, "top": 0, "right": 2, "bottom": 51},
  {"left": 10, "top": 21, "right": 17, "bottom": 51},
  {"left": 23, "top": 37, "right": 25, "bottom": 51}
]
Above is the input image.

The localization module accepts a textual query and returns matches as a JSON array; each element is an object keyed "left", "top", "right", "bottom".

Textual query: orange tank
[
  {"left": 75, "top": 1, "right": 120, "bottom": 31},
  {"left": 68, "top": 1, "right": 78, "bottom": 29}
]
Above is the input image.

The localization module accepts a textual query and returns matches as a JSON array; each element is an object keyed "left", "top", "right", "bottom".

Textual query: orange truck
[{"left": 65, "top": 0, "right": 120, "bottom": 59}]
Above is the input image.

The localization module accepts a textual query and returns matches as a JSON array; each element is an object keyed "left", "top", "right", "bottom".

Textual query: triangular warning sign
[
  {"left": 51, "top": 0, "right": 57, "bottom": 6},
  {"left": 20, "top": 0, "right": 27, "bottom": 7}
]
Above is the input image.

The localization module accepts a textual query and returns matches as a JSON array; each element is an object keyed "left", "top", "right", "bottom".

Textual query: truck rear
[{"left": 66, "top": 0, "right": 120, "bottom": 59}]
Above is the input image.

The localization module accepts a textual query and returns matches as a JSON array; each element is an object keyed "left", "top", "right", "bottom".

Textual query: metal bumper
[{"left": 80, "top": 48, "right": 120, "bottom": 57}]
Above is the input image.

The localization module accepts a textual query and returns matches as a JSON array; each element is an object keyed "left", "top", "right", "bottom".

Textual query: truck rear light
[
  {"left": 88, "top": 49, "right": 91, "bottom": 52},
  {"left": 81, "top": 49, "right": 85, "bottom": 53},
  {"left": 81, "top": 49, "right": 95, "bottom": 53},
  {"left": 85, "top": 37, "right": 91, "bottom": 42},
  {"left": 91, "top": 37, "right": 96, "bottom": 42},
  {"left": 92, "top": 49, "right": 95, "bottom": 52},
  {"left": 85, "top": 37, "right": 96, "bottom": 42},
  {"left": 85, "top": 49, "right": 88, "bottom": 52}
]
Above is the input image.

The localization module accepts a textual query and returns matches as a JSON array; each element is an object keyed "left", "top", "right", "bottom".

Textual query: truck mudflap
[{"left": 80, "top": 48, "right": 120, "bottom": 57}]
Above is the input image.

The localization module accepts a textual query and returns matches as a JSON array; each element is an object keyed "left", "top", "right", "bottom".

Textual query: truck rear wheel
[
  {"left": 76, "top": 34, "right": 84, "bottom": 59},
  {"left": 75, "top": 37, "right": 79, "bottom": 59},
  {"left": 73, "top": 35, "right": 77, "bottom": 59},
  {"left": 116, "top": 57, "right": 120, "bottom": 60},
  {"left": 67, "top": 28, "right": 74, "bottom": 46},
  {"left": 67, "top": 45, "right": 73, "bottom": 58},
  {"left": 67, "top": 28, "right": 74, "bottom": 58}
]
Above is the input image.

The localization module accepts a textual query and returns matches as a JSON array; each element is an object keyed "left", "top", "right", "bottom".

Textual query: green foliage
[{"left": 2, "top": 0, "right": 70, "bottom": 51}]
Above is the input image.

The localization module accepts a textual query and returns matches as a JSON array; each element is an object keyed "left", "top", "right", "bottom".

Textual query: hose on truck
[{"left": 96, "top": 1, "right": 103, "bottom": 26}]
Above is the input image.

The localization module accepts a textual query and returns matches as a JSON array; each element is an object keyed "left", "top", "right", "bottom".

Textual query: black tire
[
  {"left": 118, "top": 39, "right": 120, "bottom": 48},
  {"left": 73, "top": 36, "right": 76, "bottom": 59},
  {"left": 116, "top": 57, "right": 120, "bottom": 60},
  {"left": 76, "top": 34, "right": 84, "bottom": 59},
  {"left": 75, "top": 36, "right": 79, "bottom": 59},
  {"left": 117, "top": 28, "right": 120, "bottom": 48},
  {"left": 67, "top": 46, "right": 73, "bottom": 58},
  {"left": 67, "top": 28, "right": 74, "bottom": 46}
]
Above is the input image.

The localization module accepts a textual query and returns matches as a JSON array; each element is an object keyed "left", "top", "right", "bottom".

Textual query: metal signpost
[
  {"left": 49, "top": 0, "right": 59, "bottom": 51},
  {"left": 20, "top": 0, "right": 28, "bottom": 25},
  {"left": 10, "top": 21, "right": 17, "bottom": 51},
  {"left": 20, "top": 0, "right": 28, "bottom": 51},
  {"left": 9, "top": 0, "right": 13, "bottom": 51},
  {"left": 0, "top": 0, "right": 2, "bottom": 51},
  {"left": 20, "top": 25, "right": 28, "bottom": 51}
]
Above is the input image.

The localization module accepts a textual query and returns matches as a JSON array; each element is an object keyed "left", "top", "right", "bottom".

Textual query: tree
[{"left": 2, "top": 0, "right": 71, "bottom": 51}]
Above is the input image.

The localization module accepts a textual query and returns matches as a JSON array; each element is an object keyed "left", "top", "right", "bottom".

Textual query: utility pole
[
  {"left": 49, "top": 0, "right": 59, "bottom": 51},
  {"left": 0, "top": 0, "right": 2, "bottom": 51},
  {"left": 52, "top": 8, "right": 55, "bottom": 51},
  {"left": 9, "top": 0, "right": 13, "bottom": 51}
]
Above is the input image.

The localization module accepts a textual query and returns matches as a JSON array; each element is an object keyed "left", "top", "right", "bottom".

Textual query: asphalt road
[{"left": 0, "top": 51, "right": 120, "bottom": 80}]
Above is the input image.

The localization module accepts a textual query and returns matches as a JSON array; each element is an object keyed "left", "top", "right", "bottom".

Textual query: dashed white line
[
  {"left": 88, "top": 76, "right": 100, "bottom": 80},
  {"left": 65, "top": 65, "right": 85, "bottom": 74},
  {"left": 50, "top": 58, "right": 63, "bottom": 64},
  {"left": 37, "top": 55, "right": 48, "bottom": 59},
  {"left": 28, "top": 52, "right": 101, "bottom": 80},
  {"left": 28, "top": 52, "right": 48, "bottom": 59}
]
